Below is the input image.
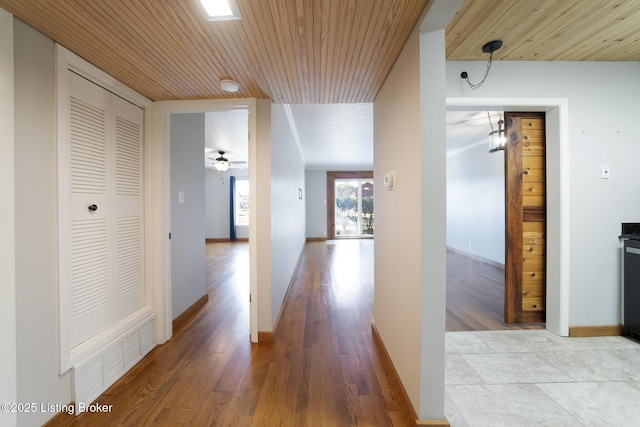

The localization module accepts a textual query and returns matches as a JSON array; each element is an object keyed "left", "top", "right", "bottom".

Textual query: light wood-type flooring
[{"left": 47, "top": 240, "right": 415, "bottom": 426}]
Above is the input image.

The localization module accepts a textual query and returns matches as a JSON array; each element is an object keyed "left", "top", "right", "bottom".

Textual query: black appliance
[{"left": 622, "top": 223, "right": 640, "bottom": 338}]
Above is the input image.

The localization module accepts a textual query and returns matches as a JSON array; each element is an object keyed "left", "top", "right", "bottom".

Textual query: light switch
[
  {"left": 178, "top": 190, "right": 185, "bottom": 203},
  {"left": 601, "top": 165, "right": 610, "bottom": 179},
  {"left": 384, "top": 172, "right": 396, "bottom": 190}
]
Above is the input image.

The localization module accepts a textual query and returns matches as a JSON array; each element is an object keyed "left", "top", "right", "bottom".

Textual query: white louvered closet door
[
  {"left": 68, "top": 72, "right": 112, "bottom": 347},
  {"left": 111, "top": 95, "right": 144, "bottom": 321},
  {"left": 65, "top": 71, "right": 144, "bottom": 348}
]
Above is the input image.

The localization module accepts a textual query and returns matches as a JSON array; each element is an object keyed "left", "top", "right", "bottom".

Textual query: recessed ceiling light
[
  {"left": 196, "top": 0, "right": 242, "bottom": 21},
  {"left": 220, "top": 79, "right": 240, "bottom": 92}
]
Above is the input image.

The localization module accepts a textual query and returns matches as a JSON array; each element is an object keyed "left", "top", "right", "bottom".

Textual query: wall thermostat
[{"left": 384, "top": 172, "right": 396, "bottom": 190}]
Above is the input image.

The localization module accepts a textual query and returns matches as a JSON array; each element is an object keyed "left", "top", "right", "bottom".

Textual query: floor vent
[{"left": 72, "top": 317, "right": 155, "bottom": 413}]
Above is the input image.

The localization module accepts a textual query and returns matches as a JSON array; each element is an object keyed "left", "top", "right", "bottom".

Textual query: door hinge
[
  {"left": 169, "top": 232, "right": 172, "bottom": 240},
  {"left": 249, "top": 293, "right": 251, "bottom": 303}
]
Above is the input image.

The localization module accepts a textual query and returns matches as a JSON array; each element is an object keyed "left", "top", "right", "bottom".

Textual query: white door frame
[
  {"left": 447, "top": 97, "right": 570, "bottom": 336},
  {"left": 149, "top": 99, "right": 258, "bottom": 344}
]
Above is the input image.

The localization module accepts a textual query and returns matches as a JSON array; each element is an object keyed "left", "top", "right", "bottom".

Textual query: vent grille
[
  {"left": 140, "top": 321, "right": 155, "bottom": 353},
  {"left": 103, "top": 342, "right": 124, "bottom": 384},
  {"left": 71, "top": 218, "right": 109, "bottom": 317},
  {"left": 69, "top": 96, "right": 107, "bottom": 194},
  {"left": 115, "top": 115, "right": 141, "bottom": 196},
  {"left": 72, "top": 317, "right": 155, "bottom": 412},
  {"left": 124, "top": 331, "right": 140, "bottom": 367},
  {"left": 77, "top": 357, "right": 104, "bottom": 403},
  {"left": 116, "top": 217, "right": 143, "bottom": 296}
]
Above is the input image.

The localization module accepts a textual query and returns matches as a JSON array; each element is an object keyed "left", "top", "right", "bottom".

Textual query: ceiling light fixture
[
  {"left": 214, "top": 151, "right": 230, "bottom": 171},
  {"left": 220, "top": 79, "right": 240, "bottom": 92},
  {"left": 460, "top": 40, "right": 503, "bottom": 90},
  {"left": 487, "top": 112, "right": 506, "bottom": 153},
  {"left": 196, "top": 0, "right": 242, "bottom": 21}
]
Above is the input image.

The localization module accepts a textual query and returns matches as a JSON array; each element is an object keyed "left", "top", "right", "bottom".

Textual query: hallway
[
  {"left": 45, "top": 240, "right": 640, "bottom": 426},
  {"left": 48, "top": 240, "right": 414, "bottom": 426}
]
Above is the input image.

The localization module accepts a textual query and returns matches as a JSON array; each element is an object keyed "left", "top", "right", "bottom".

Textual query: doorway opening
[
  {"left": 445, "top": 99, "right": 568, "bottom": 337},
  {"left": 326, "top": 171, "right": 374, "bottom": 240},
  {"left": 170, "top": 110, "right": 251, "bottom": 332},
  {"left": 445, "top": 108, "right": 556, "bottom": 332},
  {"left": 333, "top": 178, "right": 375, "bottom": 238},
  {"left": 445, "top": 109, "right": 518, "bottom": 331}
]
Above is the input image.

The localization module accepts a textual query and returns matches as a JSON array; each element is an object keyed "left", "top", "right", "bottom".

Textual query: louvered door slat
[
  {"left": 112, "top": 96, "right": 145, "bottom": 320},
  {"left": 116, "top": 217, "right": 143, "bottom": 296},
  {"left": 115, "top": 115, "right": 142, "bottom": 197},
  {"left": 69, "top": 95, "right": 107, "bottom": 195},
  {"left": 67, "top": 72, "right": 113, "bottom": 347},
  {"left": 64, "top": 70, "right": 145, "bottom": 349}
]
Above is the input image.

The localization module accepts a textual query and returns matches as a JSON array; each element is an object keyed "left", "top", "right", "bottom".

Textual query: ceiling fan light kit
[
  {"left": 205, "top": 150, "right": 248, "bottom": 171},
  {"left": 214, "top": 151, "right": 230, "bottom": 171},
  {"left": 461, "top": 40, "right": 503, "bottom": 90}
]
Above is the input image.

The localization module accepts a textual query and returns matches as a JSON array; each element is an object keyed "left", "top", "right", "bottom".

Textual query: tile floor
[{"left": 445, "top": 330, "right": 640, "bottom": 426}]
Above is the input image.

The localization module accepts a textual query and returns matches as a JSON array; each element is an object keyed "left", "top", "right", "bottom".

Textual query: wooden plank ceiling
[
  {"left": 0, "top": 0, "right": 428, "bottom": 103},
  {"left": 447, "top": 0, "right": 640, "bottom": 61},
  {"left": 2, "top": 0, "right": 640, "bottom": 103}
]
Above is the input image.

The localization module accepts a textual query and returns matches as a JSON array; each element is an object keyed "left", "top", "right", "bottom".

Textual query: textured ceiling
[
  {"left": 204, "top": 110, "right": 249, "bottom": 167},
  {"left": 288, "top": 104, "right": 373, "bottom": 169}
]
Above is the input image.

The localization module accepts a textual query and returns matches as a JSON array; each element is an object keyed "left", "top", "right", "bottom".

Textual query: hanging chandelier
[{"left": 488, "top": 112, "right": 506, "bottom": 153}]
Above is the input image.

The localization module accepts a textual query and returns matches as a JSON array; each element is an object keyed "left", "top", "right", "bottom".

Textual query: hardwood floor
[
  {"left": 47, "top": 240, "right": 415, "bottom": 426},
  {"left": 445, "top": 249, "right": 545, "bottom": 332}
]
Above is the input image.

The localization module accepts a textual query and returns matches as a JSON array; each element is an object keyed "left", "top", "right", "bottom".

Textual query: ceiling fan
[{"left": 205, "top": 150, "right": 247, "bottom": 171}]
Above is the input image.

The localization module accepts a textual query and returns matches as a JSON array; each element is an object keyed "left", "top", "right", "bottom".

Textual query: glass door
[{"left": 334, "top": 179, "right": 374, "bottom": 238}]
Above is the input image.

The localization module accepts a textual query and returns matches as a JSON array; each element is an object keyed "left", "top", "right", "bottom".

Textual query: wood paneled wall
[{"left": 505, "top": 112, "right": 546, "bottom": 324}]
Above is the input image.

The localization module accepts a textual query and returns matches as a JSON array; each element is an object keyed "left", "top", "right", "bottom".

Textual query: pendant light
[{"left": 488, "top": 112, "right": 506, "bottom": 153}]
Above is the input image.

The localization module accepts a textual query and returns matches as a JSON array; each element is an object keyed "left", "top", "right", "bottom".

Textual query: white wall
[
  {"left": 418, "top": 27, "right": 448, "bottom": 421},
  {"left": 0, "top": 10, "right": 17, "bottom": 427},
  {"left": 254, "top": 99, "right": 273, "bottom": 333},
  {"left": 373, "top": 1, "right": 460, "bottom": 420},
  {"left": 447, "top": 60, "right": 640, "bottom": 327},
  {"left": 12, "top": 18, "right": 73, "bottom": 426},
  {"left": 204, "top": 168, "right": 249, "bottom": 239},
  {"left": 305, "top": 170, "right": 327, "bottom": 239},
  {"left": 270, "top": 104, "right": 306, "bottom": 325},
  {"left": 373, "top": 27, "right": 424, "bottom": 414},
  {"left": 447, "top": 143, "right": 505, "bottom": 264},
  {"left": 170, "top": 114, "right": 207, "bottom": 320}
]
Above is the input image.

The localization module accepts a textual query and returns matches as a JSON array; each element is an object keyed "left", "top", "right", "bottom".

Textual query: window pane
[
  {"left": 236, "top": 179, "right": 249, "bottom": 225},
  {"left": 361, "top": 180, "right": 374, "bottom": 235},
  {"left": 334, "top": 178, "right": 373, "bottom": 238},
  {"left": 335, "top": 180, "right": 358, "bottom": 237}
]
